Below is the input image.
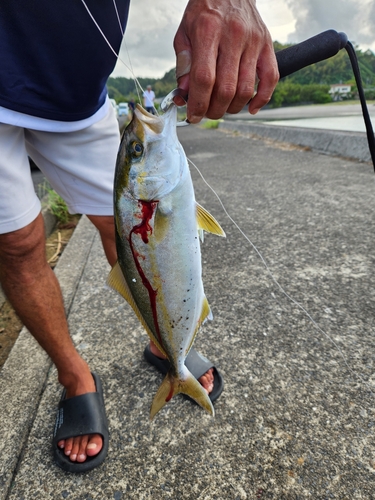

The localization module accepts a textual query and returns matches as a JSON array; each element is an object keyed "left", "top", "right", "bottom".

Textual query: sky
[{"left": 110, "top": 0, "right": 375, "bottom": 79}]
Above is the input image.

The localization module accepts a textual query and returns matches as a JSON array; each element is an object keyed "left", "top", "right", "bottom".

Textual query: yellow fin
[
  {"left": 196, "top": 203, "right": 226, "bottom": 237},
  {"left": 201, "top": 295, "right": 213, "bottom": 324},
  {"left": 107, "top": 261, "right": 133, "bottom": 304},
  {"left": 107, "top": 262, "right": 166, "bottom": 356},
  {"left": 150, "top": 370, "right": 214, "bottom": 420}
]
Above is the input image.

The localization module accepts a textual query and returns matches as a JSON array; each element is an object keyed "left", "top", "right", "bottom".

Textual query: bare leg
[
  {"left": 87, "top": 215, "right": 215, "bottom": 394},
  {"left": 0, "top": 213, "right": 102, "bottom": 463},
  {"left": 87, "top": 215, "right": 117, "bottom": 267}
]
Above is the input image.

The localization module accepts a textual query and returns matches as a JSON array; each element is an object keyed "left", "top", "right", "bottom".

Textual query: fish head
[{"left": 115, "top": 104, "right": 187, "bottom": 202}]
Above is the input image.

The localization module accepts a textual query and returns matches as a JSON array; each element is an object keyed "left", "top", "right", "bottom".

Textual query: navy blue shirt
[{"left": 0, "top": 0, "right": 130, "bottom": 121}]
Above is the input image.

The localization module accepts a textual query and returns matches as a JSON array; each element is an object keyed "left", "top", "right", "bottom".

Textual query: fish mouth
[{"left": 134, "top": 104, "right": 164, "bottom": 134}]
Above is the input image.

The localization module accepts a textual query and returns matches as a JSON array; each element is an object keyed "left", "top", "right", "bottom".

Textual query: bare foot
[
  {"left": 57, "top": 365, "right": 103, "bottom": 463},
  {"left": 149, "top": 341, "right": 215, "bottom": 394},
  {"left": 58, "top": 434, "right": 103, "bottom": 463}
]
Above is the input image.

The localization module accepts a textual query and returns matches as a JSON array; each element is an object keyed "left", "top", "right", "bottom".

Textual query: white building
[{"left": 329, "top": 84, "right": 352, "bottom": 100}]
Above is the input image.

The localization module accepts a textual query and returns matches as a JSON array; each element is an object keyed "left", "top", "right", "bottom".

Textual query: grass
[
  {"left": 45, "top": 187, "right": 71, "bottom": 224},
  {"left": 200, "top": 119, "right": 222, "bottom": 129}
]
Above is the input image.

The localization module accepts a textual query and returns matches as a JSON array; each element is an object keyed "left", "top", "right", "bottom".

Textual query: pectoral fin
[
  {"left": 196, "top": 203, "right": 226, "bottom": 237},
  {"left": 107, "top": 262, "right": 166, "bottom": 355}
]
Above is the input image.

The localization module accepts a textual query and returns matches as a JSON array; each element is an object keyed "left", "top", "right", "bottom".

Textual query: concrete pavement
[{"left": 1, "top": 122, "right": 375, "bottom": 499}]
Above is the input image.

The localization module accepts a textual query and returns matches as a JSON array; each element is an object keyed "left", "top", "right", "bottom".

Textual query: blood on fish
[
  {"left": 132, "top": 200, "right": 157, "bottom": 243},
  {"left": 165, "top": 382, "right": 174, "bottom": 402},
  {"left": 129, "top": 200, "right": 164, "bottom": 347}
]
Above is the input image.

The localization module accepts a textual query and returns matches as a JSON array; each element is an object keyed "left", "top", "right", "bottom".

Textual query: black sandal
[
  {"left": 53, "top": 372, "right": 109, "bottom": 473},
  {"left": 144, "top": 345, "right": 224, "bottom": 402}
]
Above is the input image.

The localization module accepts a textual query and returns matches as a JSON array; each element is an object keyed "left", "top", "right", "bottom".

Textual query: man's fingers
[
  {"left": 173, "top": 0, "right": 279, "bottom": 122},
  {"left": 174, "top": 9, "right": 222, "bottom": 122},
  {"left": 176, "top": 50, "right": 191, "bottom": 81},
  {"left": 248, "top": 46, "right": 279, "bottom": 114}
]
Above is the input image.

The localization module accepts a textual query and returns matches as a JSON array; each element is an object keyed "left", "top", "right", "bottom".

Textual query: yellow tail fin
[{"left": 150, "top": 370, "right": 215, "bottom": 420}]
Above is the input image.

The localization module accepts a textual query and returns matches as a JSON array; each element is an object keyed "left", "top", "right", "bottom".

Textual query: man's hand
[{"left": 174, "top": 0, "right": 279, "bottom": 123}]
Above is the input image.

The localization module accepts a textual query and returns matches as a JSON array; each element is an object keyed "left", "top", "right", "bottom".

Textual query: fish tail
[{"left": 150, "top": 370, "right": 215, "bottom": 420}]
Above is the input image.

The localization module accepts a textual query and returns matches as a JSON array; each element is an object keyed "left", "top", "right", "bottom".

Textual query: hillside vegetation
[{"left": 108, "top": 42, "right": 375, "bottom": 108}]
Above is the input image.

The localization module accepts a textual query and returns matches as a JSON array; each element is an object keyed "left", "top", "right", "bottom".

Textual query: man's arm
[{"left": 174, "top": 0, "right": 279, "bottom": 123}]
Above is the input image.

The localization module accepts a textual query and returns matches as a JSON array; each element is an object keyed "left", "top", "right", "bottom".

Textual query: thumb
[
  {"left": 174, "top": 27, "right": 191, "bottom": 91},
  {"left": 176, "top": 49, "right": 191, "bottom": 90}
]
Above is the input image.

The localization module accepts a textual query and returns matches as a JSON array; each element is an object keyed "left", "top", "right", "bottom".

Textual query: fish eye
[{"left": 131, "top": 141, "right": 143, "bottom": 157}]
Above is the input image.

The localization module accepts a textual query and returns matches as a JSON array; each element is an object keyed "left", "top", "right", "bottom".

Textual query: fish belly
[{"left": 116, "top": 174, "right": 205, "bottom": 370}]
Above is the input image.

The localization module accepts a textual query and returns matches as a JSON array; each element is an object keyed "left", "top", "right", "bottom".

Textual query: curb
[
  {"left": 220, "top": 120, "right": 372, "bottom": 163},
  {"left": 0, "top": 215, "right": 97, "bottom": 499}
]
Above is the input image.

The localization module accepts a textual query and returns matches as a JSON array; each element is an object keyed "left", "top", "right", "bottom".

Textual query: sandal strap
[
  {"left": 53, "top": 373, "right": 108, "bottom": 443},
  {"left": 185, "top": 348, "right": 214, "bottom": 380}
]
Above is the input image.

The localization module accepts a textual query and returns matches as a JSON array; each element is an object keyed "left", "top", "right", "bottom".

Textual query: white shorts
[{"left": 0, "top": 105, "right": 120, "bottom": 234}]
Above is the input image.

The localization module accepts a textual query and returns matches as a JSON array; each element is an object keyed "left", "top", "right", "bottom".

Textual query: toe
[
  {"left": 64, "top": 437, "right": 73, "bottom": 456},
  {"left": 69, "top": 436, "right": 82, "bottom": 462},
  {"left": 57, "top": 439, "right": 65, "bottom": 449},
  {"left": 198, "top": 368, "right": 215, "bottom": 394},
  {"left": 76, "top": 435, "right": 89, "bottom": 463},
  {"left": 86, "top": 434, "right": 103, "bottom": 457}
]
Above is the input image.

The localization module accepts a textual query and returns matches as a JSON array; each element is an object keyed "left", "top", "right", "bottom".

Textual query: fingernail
[
  {"left": 176, "top": 50, "right": 191, "bottom": 80},
  {"left": 87, "top": 443, "right": 98, "bottom": 450},
  {"left": 189, "top": 116, "right": 200, "bottom": 124},
  {"left": 250, "top": 108, "right": 260, "bottom": 115}
]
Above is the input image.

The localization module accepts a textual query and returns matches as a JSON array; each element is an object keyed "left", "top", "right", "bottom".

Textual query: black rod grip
[{"left": 276, "top": 29, "right": 348, "bottom": 79}]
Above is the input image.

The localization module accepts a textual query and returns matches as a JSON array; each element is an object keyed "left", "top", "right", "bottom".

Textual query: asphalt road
[{"left": 4, "top": 122, "right": 375, "bottom": 499}]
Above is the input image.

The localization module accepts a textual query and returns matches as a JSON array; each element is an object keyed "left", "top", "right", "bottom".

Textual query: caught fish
[{"left": 107, "top": 103, "right": 225, "bottom": 419}]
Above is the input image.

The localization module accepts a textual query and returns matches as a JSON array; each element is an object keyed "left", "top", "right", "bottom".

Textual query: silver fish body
[{"left": 108, "top": 104, "right": 224, "bottom": 418}]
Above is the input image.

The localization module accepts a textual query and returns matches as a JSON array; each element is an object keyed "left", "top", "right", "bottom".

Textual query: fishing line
[
  {"left": 80, "top": 0, "right": 373, "bottom": 392},
  {"left": 111, "top": 0, "right": 124, "bottom": 35},
  {"left": 110, "top": 0, "right": 143, "bottom": 106},
  {"left": 80, "top": 0, "right": 144, "bottom": 103},
  {"left": 188, "top": 156, "right": 375, "bottom": 394}
]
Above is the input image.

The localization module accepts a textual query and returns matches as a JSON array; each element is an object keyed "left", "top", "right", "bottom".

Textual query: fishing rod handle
[{"left": 276, "top": 29, "right": 348, "bottom": 79}]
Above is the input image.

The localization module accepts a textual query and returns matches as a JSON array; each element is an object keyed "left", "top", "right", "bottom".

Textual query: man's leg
[
  {"left": 0, "top": 213, "right": 102, "bottom": 463},
  {"left": 87, "top": 215, "right": 215, "bottom": 393}
]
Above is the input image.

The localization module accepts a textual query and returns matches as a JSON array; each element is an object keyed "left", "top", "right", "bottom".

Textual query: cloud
[
  {"left": 110, "top": 0, "right": 375, "bottom": 79},
  {"left": 111, "top": 0, "right": 188, "bottom": 78},
  {"left": 285, "top": 0, "right": 375, "bottom": 48}
]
